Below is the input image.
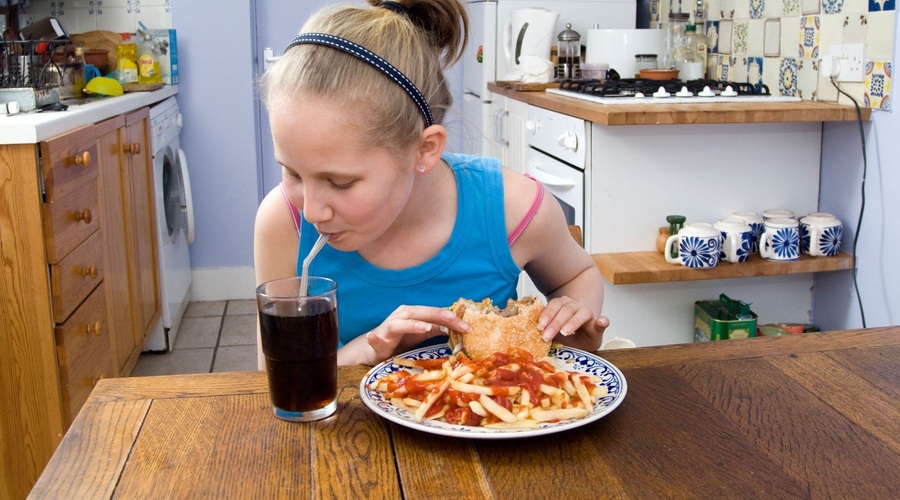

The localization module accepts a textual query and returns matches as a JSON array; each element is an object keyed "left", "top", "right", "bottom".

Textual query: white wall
[
  {"left": 173, "top": 0, "right": 261, "bottom": 299},
  {"left": 813, "top": 20, "right": 900, "bottom": 330}
]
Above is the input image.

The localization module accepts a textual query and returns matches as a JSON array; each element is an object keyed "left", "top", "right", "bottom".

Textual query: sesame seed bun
[{"left": 448, "top": 296, "right": 550, "bottom": 360}]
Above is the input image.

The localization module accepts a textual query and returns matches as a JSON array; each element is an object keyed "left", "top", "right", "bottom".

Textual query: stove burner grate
[{"left": 558, "top": 78, "right": 774, "bottom": 97}]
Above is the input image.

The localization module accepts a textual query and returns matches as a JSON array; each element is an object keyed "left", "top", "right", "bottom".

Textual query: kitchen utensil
[
  {"left": 83, "top": 76, "right": 123, "bottom": 96},
  {"left": 665, "top": 222, "right": 721, "bottom": 269},
  {"left": 730, "top": 212, "right": 764, "bottom": 253},
  {"left": 504, "top": 8, "right": 559, "bottom": 78},
  {"left": 639, "top": 68, "right": 679, "bottom": 80},
  {"left": 799, "top": 212, "right": 842, "bottom": 256},
  {"left": 714, "top": 218, "right": 753, "bottom": 263},
  {"left": 759, "top": 218, "right": 800, "bottom": 261},
  {"left": 299, "top": 232, "right": 330, "bottom": 297},
  {"left": 584, "top": 28, "right": 665, "bottom": 78}
]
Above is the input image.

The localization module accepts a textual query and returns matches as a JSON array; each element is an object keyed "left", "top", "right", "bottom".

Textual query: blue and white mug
[
  {"left": 760, "top": 218, "right": 800, "bottom": 261},
  {"left": 731, "top": 212, "right": 764, "bottom": 254},
  {"left": 800, "top": 212, "right": 843, "bottom": 257},
  {"left": 715, "top": 218, "right": 753, "bottom": 263},
  {"left": 664, "top": 222, "right": 721, "bottom": 269}
]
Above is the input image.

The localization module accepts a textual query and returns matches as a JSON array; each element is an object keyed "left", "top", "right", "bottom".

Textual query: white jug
[{"left": 504, "top": 8, "right": 559, "bottom": 76}]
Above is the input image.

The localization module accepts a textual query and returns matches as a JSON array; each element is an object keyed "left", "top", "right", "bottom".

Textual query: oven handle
[{"left": 526, "top": 160, "right": 576, "bottom": 190}]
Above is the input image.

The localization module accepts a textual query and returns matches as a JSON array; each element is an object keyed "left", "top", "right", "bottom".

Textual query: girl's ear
[{"left": 415, "top": 124, "right": 447, "bottom": 173}]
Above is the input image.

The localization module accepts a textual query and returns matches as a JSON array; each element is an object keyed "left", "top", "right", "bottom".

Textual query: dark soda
[{"left": 260, "top": 299, "right": 338, "bottom": 413}]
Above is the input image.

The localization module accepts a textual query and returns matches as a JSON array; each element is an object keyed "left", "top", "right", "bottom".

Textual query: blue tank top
[{"left": 296, "top": 153, "right": 521, "bottom": 346}]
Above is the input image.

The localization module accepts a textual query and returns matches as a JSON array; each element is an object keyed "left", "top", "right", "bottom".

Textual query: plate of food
[{"left": 359, "top": 297, "right": 627, "bottom": 439}]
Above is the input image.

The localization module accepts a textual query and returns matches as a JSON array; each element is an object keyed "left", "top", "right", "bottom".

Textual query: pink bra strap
[
  {"left": 279, "top": 182, "right": 302, "bottom": 236},
  {"left": 508, "top": 175, "right": 544, "bottom": 247}
]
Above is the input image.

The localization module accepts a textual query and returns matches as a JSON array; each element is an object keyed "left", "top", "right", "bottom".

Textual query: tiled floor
[{"left": 130, "top": 300, "right": 259, "bottom": 377}]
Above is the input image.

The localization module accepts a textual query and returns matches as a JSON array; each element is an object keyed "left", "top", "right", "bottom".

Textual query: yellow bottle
[
  {"left": 116, "top": 33, "right": 139, "bottom": 85},
  {"left": 137, "top": 29, "right": 162, "bottom": 85}
]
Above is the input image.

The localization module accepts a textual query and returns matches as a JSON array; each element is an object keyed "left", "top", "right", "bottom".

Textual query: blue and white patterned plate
[{"left": 359, "top": 345, "right": 627, "bottom": 439}]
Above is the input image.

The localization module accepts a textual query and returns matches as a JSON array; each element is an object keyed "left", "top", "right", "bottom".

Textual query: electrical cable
[{"left": 830, "top": 78, "right": 867, "bottom": 328}]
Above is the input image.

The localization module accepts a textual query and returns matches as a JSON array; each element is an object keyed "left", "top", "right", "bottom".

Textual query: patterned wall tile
[
  {"left": 842, "top": 13, "right": 869, "bottom": 42},
  {"left": 817, "top": 66, "right": 841, "bottom": 101},
  {"left": 802, "top": 0, "right": 821, "bottom": 13},
  {"left": 734, "top": 56, "right": 750, "bottom": 80},
  {"left": 766, "top": 0, "right": 786, "bottom": 16},
  {"left": 818, "top": 13, "right": 846, "bottom": 46},
  {"left": 720, "top": 0, "right": 737, "bottom": 18},
  {"left": 780, "top": 57, "right": 800, "bottom": 95},
  {"left": 748, "top": 19, "right": 766, "bottom": 56},
  {"left": 763, "top": 56, "right": 783, "bottom": 90},
  {"left": 864, "top": 60, "right": 892, "bottom": 109},
  {"left": 785, "top": 0, "right": 802, "bottom": 15},
  {"left": 823, "top": 0, "right": 846, "bottom": 14},
  {"left": 735, "top": 0, "right": 751, "bottom": 18},
  {"left": 750, "top": 0, "right": 766, "bottom": 18},
  {"left": 797, "top": 57, "right": 819, "bottom": 99},
  {"left": 765, "top": 18, "right": 782, "bottom": 56},
  {"left": 799, "top": 16, "right": 821, "bottom": 58},
  {"left": 868, "top": 0, "right": 896, "bottom": 12},
  {"left": 867, "top": 10, "right": 897, "bottom": 59},
  {"left": 733, "top": 20, "right": 750, "bottom": 54},
  {"left": 719, "top": 19, "right": 735, "bottom": 53},
  {"left": 749, "top": 57, "right": 765, "bottom": 85}
]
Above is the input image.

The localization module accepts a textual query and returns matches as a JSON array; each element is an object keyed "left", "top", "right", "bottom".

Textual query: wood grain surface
[
  {"left": 593, "top": 251, "right": 855, "bottom": 284},
  {"left": 487, "top": 83, "right": 872, "bottom": 126},
  {"left": 29, "top": 328, "right": 900, "bottom": 499}
]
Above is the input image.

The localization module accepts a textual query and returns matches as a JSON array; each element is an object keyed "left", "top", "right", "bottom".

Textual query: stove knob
[
  {"left": 698, "top": 86, "right": 716, "bottom": 97},
  {"left": 675, "top": 86, "right": 693, "bottom": 97},
  {"left": 652, "top": 86, "right": 671, "bottom": 98},
  {"left": 525, "top": 119, "right": 540, "bottom": 134},
  {"left": 721, "top": 85, "right": 739, "bottom": 97},
  {"left": 558, "top": 132, "right": 578, "bottom": 152}
]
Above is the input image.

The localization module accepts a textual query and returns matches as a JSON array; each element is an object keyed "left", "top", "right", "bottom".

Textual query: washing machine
[{"left": 144, "top": 96, "right": 195, "bottom": 352}]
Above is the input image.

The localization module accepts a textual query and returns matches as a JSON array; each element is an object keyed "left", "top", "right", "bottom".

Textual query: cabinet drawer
[
  {"left": 40, "top": 125, "right": 100, "bottom": 202},
  {"left": 55, "top": 283, "right": 113, "bottom": 424},
  {"left": 42, "top": 177, "right": 101, "bottom": 263},
  {"left": 49, "top": 230, "right": 104, "bottom": 323}
]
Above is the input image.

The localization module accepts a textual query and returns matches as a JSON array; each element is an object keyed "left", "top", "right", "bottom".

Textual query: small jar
[
  {"left": 634, "top": 54, "right": 658, "bottom": 77},
  {"left": 556, "top": 23, "right": 581, "bottom": 80}
]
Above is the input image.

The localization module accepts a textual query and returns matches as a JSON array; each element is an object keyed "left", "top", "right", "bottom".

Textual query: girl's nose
[{"left": 302, "top": 188, "right": 332, "bottom": 223}]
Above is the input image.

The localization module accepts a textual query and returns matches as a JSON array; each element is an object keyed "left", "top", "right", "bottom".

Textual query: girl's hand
[
  {"left": 363, "top": 305, "right": 470, "bottom": 364},
  {"left": 537, "top": 296, "right": 609, "bottom": 352}
]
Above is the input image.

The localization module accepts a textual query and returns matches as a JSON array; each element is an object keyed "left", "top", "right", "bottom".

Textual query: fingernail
[
  {"left": 459, "top": 321, "right": 470, "bottom": 332},
  {"left": 537, "top": 317, "right": 548, "bottom": 330},
  {"left": 441, "top": 310, "right": 456, "bottom": 320},
  {"left": 541, "top": 328, "right": 555, "bottom": 342},
  {"left": 416, "top": 322, "right": 432, "bottom": 332},
  {"left": 560, "top": 327, "right": 573, "bottom": 337}
]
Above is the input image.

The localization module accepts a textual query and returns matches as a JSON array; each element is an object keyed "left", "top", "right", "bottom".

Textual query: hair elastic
[
  {"left": 380, "top": 1, "right": 410, "bottom": 16},
  {"left": 285, "top": 33, "right": 434, "bottom": 127}
]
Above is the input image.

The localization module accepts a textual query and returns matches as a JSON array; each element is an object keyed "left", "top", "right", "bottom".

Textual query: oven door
[{"left": 524, "top": 147, "right": 584, "bottom": 230}]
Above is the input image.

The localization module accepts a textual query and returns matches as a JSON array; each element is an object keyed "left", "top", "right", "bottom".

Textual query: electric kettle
[{"left": 504, "top": 8, "right": 559, "bottom": 76}]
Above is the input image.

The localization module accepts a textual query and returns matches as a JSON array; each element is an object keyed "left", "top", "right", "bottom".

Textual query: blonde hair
[{"left": 261, "top": 0, "right": 469, "bottom": 157}]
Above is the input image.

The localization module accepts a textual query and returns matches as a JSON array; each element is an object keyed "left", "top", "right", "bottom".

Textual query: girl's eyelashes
[{"left": 330, "top": 179, "right": 355, "bottom": 190}]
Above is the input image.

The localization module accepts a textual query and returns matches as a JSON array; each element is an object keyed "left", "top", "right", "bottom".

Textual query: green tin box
[{"left": 693, "top": 297, "right": 758, "bottom": 342}]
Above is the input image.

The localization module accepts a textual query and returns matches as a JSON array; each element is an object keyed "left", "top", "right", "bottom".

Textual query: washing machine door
[{"left": 162, "top": 145, "right": 195, "bottom": 245}]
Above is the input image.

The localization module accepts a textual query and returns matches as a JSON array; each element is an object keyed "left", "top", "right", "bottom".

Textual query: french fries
[{"left": 369, "top": 348, "right": 604, "bottom": 428}]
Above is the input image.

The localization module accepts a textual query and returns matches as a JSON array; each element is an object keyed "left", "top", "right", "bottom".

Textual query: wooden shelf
[{"left": 593, "top": 251, "right": 855, "bottom": 285}]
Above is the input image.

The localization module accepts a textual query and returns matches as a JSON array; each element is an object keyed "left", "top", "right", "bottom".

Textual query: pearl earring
[{"left": 416, "top": 165, "right": 426, "bottom": 173}]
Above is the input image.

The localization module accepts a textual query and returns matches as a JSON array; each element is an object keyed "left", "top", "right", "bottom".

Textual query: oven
[{"left": 519, "top": 105, "right": 590, "bottom": 298}]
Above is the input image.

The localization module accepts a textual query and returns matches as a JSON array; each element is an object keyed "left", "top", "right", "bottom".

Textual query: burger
[{"left": 448, "top": 296, "right": 551, "bottom": 360}]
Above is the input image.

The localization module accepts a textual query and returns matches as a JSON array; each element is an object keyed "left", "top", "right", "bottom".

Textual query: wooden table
[{"left": 30, "top": 328, "right": 900, "bottom": 498}]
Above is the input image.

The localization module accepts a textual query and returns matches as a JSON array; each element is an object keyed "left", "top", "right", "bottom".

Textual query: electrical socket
[{"left": 830, "top": 43, "right": 866, "bottom": 82}]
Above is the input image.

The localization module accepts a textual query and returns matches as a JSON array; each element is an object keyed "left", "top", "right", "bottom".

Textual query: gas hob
[{"left": 546, "top": 78, "right": 802, "bottom": 105}]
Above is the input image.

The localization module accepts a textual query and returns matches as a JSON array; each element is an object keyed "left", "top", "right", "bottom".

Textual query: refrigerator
[{"left": 462, "top": 0, "right": 637, "bottom": 156}]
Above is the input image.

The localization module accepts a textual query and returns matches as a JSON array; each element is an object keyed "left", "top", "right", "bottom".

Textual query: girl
[{"left": 255, "top": 0, "right": 608, "bottom": 367}]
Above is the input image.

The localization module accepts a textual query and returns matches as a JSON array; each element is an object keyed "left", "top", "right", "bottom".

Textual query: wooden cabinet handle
[
  {"left": 85, "top": 320, "right": 102, "bottom": 336},
  {"left": 72, "top": 151, "right": 92, "bottom": 167},
  {"left": 73, "top": 208, "right": 93, "bottom": 224},
  {"left": 82, "top": 264, "right": 98, "bottom": 279},
  {"left": 126, "top": 143, "right": 141, "bottom": 155}
]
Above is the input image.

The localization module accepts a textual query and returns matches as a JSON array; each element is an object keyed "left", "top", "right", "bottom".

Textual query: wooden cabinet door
[{"left": 123, "top": 109, "right": 161, "bottom": 361}]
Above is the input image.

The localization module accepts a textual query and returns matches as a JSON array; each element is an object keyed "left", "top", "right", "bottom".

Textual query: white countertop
[{"left": 0, "top": 85, "right": 178, "bottom": 144}]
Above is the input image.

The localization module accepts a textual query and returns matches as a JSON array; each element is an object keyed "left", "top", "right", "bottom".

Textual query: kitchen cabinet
[
  {"left": 0, "top": 108, "right": 160, "bottom": 499},
  {"left": 487, "top": 83, "right": 867, "bottom": 347},
  {"left": 488, "top": 94, "right": 527, "bottom": 174}
]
